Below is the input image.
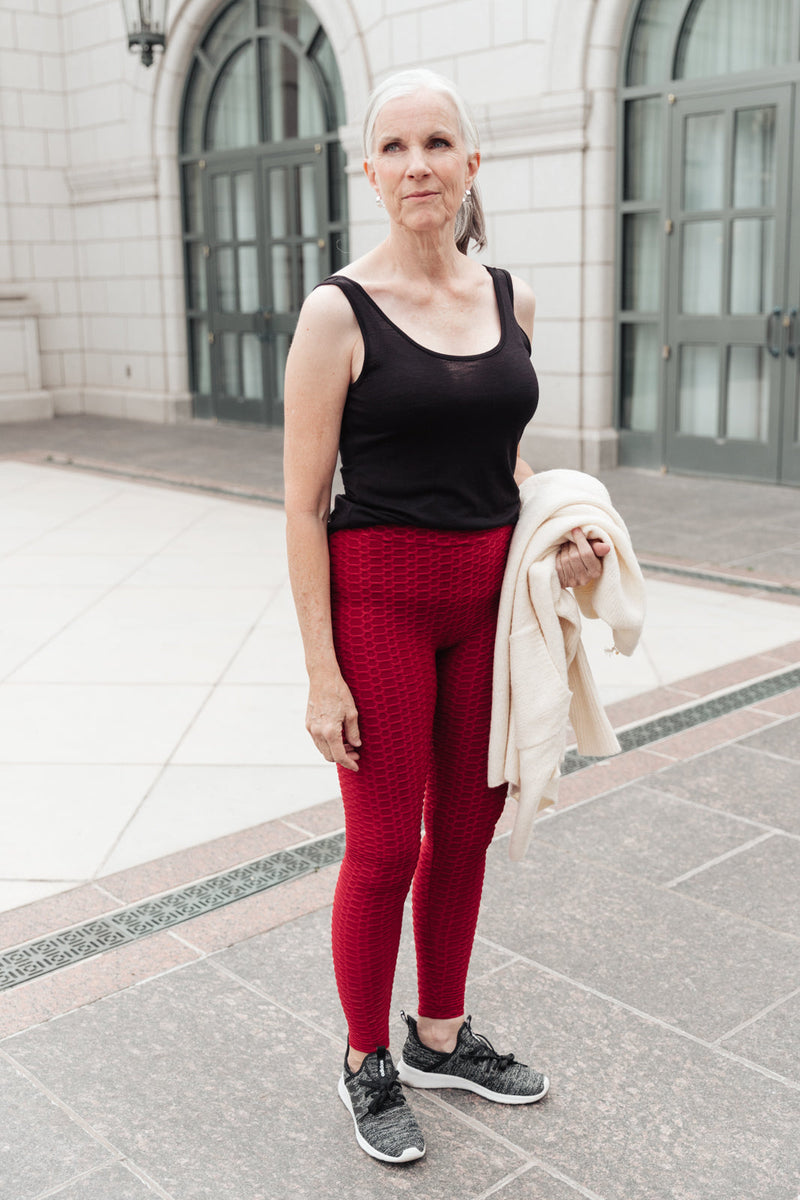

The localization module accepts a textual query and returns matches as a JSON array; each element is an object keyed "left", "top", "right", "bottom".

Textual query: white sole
[
  {"left": 398, "top": 1059, "right": 550, "bottom": 1105},
  {"left": 337, "top": 1074, "right": 426, "bottom": 1163}
]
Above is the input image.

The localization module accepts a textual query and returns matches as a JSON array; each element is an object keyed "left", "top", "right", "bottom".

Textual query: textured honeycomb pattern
[{"left": 329, "top": 524, "right": 512, "bottom": 1052}]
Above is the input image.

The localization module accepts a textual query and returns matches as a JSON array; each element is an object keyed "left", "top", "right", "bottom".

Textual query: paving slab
[
  {"left": 739, "top": 714, "right": 800, "bottom": 761},
  {"left": 720, "top": 990, "right": 800, "bottom": 1082},
  {"left": 533, "top": 785, "right": 761, "bottom": 884},
  {"left": 41, "top": 1162, "right": 164, "bottom": 1200},
  {"left": 477, "top": 838, "right": 800, "bottom": 1042},
  {"left": 214, "top": 904, "right": 518, "bottom": 1050},
  {"left": 0, "top": 1054, "right": 111, "bottom": 1200},
  {"left": 644, "top": 744, "right": 800, "bottom": 833},
  {"left": 673, "top": 833, "right": 800, "bottom": 937},
  {"left": 442, "top": 958, "right": 800, "bottom": 1200},
  {"left": 4, "top": 958, "right": 519, "bottom": 1200}
]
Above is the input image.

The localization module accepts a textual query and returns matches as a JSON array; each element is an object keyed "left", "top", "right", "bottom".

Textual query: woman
[{"left": 283, "top": 69, "right": 606, "bottom": 1164}]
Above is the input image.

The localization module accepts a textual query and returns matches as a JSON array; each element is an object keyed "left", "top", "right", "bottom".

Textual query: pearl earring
[
  {"left": 375, "top": 193, "right": 384, "bottom": 207},
  {"left": 462, "top": 188, "right": 472, "bottom": 203}
]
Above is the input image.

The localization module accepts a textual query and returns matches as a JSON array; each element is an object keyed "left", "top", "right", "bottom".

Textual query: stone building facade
[{"left": 1, "top": 0, "right": 799, "bottom": 484}]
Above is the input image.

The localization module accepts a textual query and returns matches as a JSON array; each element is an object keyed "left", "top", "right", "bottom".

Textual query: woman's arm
[{"left": 283, "top": 285, "right": 363, "bottom": 771}]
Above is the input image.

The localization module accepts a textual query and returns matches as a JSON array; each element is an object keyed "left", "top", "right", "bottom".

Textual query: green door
[
  {"left": 665, "top": 85, "right": 794, "bottom": 481},
  {"left": 203, "top": 143, "right": 331, "bottom": 425},
  {"left": 783, "top": 108, "right": 800, "bottom": 483}
]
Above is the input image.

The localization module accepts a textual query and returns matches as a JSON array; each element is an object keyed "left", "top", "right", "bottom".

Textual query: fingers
[
  {"left": 306, "top": 688, "right": 361, "bottom": 771},
  {"left": 556, "top": 529, "right": 609, "bottom": 589}
]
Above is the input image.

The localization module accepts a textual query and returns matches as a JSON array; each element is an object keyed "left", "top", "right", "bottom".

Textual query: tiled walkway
[{"left": 1, "top": 418, "right": 799, "bottom": 1199}]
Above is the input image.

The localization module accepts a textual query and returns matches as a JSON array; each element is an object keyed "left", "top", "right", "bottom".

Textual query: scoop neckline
[{"left": 337, "top": 265, "right": 507, "bottom": 361}]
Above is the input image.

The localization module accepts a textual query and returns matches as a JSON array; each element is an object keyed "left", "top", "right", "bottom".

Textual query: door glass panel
[
  {"left": 683, "top": 112, "right": 725, "bottom": 211},
  {"left": 271, "top": 244, "right": 292, "bottom": 311},
  {"left": 215, "top": 247, "right": 237, "bottom": 312},
  {"left": 183, "top": 164, "right": 203, "bottom": 233},
  {"left": 207, "top": 44, "right": 258, "bottom": 151},
  {"left": 258, "top": 0, "right": 319, "bottom": 44},
  {"left": 220, "top": 332, "right": 239, "bottom": 396},
  {"left": 678, "top": 345, "right": 719, "bottom": 436},
  {"left": 311, "top": 31, "right": 345, "bottom": 128},
  {"left": 181, "top": 62, "right": 207, "bottom": 154},
  {"left": 189, "top": 318, "right": 210, "bottom": 393},
  {"left": 273, "top": 333, "right": 291, "bottom": 416},
  {"left": 234, "top": 172, "right": 256, "bottom": 239},
  {"left": 726, "top": 346, "right": 769, "bottom": 441},
  {"left": 269, "top": 169, "right": 289, "bottom": 237},
  {"left": 241, "top": 334, "right": 263, "bottom": 400},
  {"left": 733, "top": 107, "right": 777, "bottom": 208},
  {"left": 299, "top": 164, "right": 318, "bottom": 235},
  {"left": 187, "top": 242, "right": 207, "bottom": 310},
  {"left": 730, "top": 218, "right": 774, "bottom": 315},
  {"left": 624, "top": 98, "right": 663, "bottom": 203},
  {"left": 238, "top": 246, "right": 259, "bottom": 310},
  {"left": 682, "top": 221, "right": 722, "bottom": 314},
  {"left": 212, "top": 176, "right": 233, "bottom": 242},
  {"left": 204, "top": 2, "right": 252, "bottom": 64},
  {"left": 301, "top": 242, "right": 323, "bottom": 297},
  {"left": 623, "top": 213, "right": 661, "bottom": 312},
  {"left": 676, "top": 0, "right": 793, "bottom": 80},
  {"left": 621, "top": 323, "right": 660, "bottom": 432},
  {"left": 626, "top": 0, "right": 687, "bottom": 85}
]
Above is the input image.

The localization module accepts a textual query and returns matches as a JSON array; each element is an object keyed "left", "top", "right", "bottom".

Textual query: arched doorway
[
  {"left": 617, "top": 0, "right": 800, "bottom": 484},
  {"left": 179, "top": 0, "right": 348, "bottom": 425}
]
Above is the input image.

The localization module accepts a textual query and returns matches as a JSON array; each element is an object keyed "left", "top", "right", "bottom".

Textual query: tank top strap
[
  {"left": 316, "top": 275, "right": 379, "bottom": 354},
  {"left": 486, "top": 266, "right": 531, "bottom": 354}
]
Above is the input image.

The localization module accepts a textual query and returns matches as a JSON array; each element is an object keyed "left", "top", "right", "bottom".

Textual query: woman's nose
[{"left": 406, "top": 146, "right": 430, "bottom": 175}]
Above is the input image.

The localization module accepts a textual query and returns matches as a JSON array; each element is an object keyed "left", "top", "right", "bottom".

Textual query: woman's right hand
[{"left": 306, "top": 672, "right": 361, "bottom": 771}]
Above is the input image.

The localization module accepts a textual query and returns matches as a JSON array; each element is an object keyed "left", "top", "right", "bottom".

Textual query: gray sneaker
[
  {"left": 338, "top": 1044, "right": 426, "bottom": 1163},
  {"left": 398, "top": 1012, "right": 549, "bottom": 1105}
]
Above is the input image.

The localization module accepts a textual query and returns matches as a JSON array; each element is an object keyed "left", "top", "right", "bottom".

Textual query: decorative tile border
[
  {"left": 0, "top": 834, "right": 344, "bottom": 992},
  {"left": 562, "top": 666, "right": 800, "bottom": 775},
  {"left": 1, "top": 665, "right": 797, "bottom": 993}
]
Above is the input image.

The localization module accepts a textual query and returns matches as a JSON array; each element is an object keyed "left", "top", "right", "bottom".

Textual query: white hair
[
  {"left": 362, "top": 68, "right": 480, "bottom": 160},
  {"left": 361, "top": 69, "right": 486, "bottom": 254}
]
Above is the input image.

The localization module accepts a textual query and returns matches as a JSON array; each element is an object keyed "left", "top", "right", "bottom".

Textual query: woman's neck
[{"left": 381, "top": 224, "right": 468, "bottom": 287}]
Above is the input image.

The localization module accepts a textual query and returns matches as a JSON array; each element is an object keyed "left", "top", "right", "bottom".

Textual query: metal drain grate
[
  {"left": 0, "top": 832, "right": 345, "bottom": 992},
  {"left": 1, "top": 665, "right": 797, "bottom": 992}
]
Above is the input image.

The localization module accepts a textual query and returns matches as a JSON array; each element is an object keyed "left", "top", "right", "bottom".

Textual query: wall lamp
[{"left": 121, "top": 0, "right": 169, "bottom": 68}]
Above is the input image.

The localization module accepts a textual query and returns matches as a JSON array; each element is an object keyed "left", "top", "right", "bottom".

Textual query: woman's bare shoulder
[{"left": 507, "top": 272, "right": 536, "bottom": 339}]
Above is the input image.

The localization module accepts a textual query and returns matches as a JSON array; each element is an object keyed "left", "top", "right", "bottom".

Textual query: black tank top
[{"left": 320, "top": 266, "right": 538, "bottom": 532}]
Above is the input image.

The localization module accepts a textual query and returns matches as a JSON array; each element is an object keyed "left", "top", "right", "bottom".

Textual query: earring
[
  {"left": 462, "top": 188, "right": 472, "bottom": 203},
  {"left": 375, "top": 193, "right": 384, "bottom": 207}
]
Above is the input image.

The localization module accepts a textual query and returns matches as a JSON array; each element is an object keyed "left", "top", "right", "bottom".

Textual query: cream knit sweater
[{"left": 489, "top": 469, "right": 646, "bottom": 861}]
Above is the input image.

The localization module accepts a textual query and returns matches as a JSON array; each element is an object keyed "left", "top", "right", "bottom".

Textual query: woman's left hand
[{"left": 556, "top": 528, "right": 610, "bottom": 589}]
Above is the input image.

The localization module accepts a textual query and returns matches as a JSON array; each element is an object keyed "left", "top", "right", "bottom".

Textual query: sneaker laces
[
  {"left": 462, "top": 1018, "right": 518, "bottom": 1073},
  {"left": 363, "top": 1051, "right": 406, "bottom": 1116}
]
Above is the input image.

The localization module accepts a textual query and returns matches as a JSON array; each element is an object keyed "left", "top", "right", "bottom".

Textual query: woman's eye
[
  {"left": 431, "top": 138, "right": 451, "bottom": 148},
  {"left": 382, "top": 142, "right": 400, "bottom": 153}
]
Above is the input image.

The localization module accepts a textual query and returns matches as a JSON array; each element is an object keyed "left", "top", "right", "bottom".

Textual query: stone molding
[{"left": 66, "top": 159, "right": 160, "bottom": 206}]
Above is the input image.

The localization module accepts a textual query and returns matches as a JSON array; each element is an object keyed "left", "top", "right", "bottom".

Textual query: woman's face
[{"left": 365, "top": 88, "right": 479, "bottom": 238}]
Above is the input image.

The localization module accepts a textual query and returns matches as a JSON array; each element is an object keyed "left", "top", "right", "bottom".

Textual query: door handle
[
  {"left": 786, "top": 307, "right": 798, "bottom": 359},
  {"left": 766, "top": 307, "right": 783, "bottom": 358}
]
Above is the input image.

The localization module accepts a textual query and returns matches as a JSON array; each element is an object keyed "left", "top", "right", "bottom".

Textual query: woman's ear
[
  {"left": 364, "top": 159, "right": 376, "bottom": 189},
  {"left": 466, "top": 149, "right": 480, "bottom": 189}
]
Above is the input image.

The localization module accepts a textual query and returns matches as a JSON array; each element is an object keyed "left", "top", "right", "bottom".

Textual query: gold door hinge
[
  {"left": 202, "top": 244, "right": 210, "bottom": 258},
  {"left": 668, "top": 93, "right": 676, "bottom": 105},
  {"left": 665, "top": 219, "right": 674, "bottom": 235},
  {"left": 199, "top": 159, "right": 206, "bottom": 169},
  {"left": 317, "top": 238, "right": 326, "bottom": 248},
  {"left": 662, "top": 345, "right": 671, "bottom": 360},
  {"left": 314, "top": 143, "right": 322, "bottom": 154},
  {"left": 208, "top": 331, "right": 215, "bottom": 344}
]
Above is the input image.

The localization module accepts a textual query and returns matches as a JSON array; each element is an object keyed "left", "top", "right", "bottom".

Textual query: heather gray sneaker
[
  {"left": 338, "top": 1044, "right": 426, "bottom": 1163},
  {"left": 398, "top": 1013, "right": 549, "bottom": 1105}
]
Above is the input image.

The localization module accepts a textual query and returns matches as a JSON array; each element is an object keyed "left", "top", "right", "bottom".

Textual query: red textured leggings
[{"left": 329, "top": 524, "right": 512, "bottom": 1053}]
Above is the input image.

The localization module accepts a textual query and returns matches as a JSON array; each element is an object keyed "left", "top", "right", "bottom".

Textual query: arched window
[
  {"left": 179, "top": 0, "right": 348, "bottom": 425},
  {"left": 617, "top": 0, "right": 800, "bottom": 484}
]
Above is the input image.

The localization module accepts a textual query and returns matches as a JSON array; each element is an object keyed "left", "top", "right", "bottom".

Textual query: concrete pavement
[{"left": 0, "top": 415, "right": 799, "bottom": 1200}]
